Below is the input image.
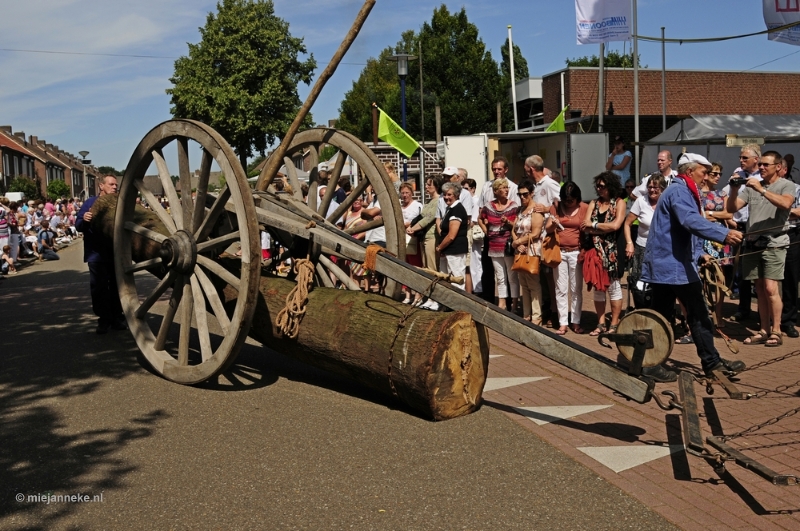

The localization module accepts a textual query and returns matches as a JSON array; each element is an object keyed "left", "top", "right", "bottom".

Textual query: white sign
[
  {"left": 726, "top": 135, "right": 765, "bottom": 147},
  {"left": 764, "top": 0, "right": 800, "bottom": 46},
  {"left": 575, "top": 0, "right": 632, "bottom": 44}
]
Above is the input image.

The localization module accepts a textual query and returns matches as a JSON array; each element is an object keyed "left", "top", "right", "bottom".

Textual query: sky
[{"left": 2, "top": 0, "right": 799, "bottom": 172}]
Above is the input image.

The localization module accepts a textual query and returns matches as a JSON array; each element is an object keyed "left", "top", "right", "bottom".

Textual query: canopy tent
[
  {"left": 640, "top": 115, "right": 800, "bottom": 186},
  {"left": 247, "top": 164, "right": 309, "bottom": 183}
]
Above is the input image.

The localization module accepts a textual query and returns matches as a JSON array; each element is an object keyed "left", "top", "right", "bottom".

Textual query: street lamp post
[
  {"left": 389, "top": 53, "right": 416, "bottom": 182},
  {"left": 79, "top": 150, "right": 90, "bottom": 198}
]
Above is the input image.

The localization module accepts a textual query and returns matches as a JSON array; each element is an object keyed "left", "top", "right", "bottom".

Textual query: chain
[
  {"left": 722, "top": 404, "right": 800, "bottom": 441},
  {"left": 741, "top": 349, "right": 800, "bottom": 373}
]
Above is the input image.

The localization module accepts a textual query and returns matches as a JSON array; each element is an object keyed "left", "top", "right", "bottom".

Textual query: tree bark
[{"left": 92, "top": 194, "right": 490, "bottom": 420}]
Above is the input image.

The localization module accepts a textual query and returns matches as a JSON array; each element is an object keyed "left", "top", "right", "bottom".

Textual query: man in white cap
[
  {"left": 317, "top": 163, "right": 330, "bottom": 186},
  {"left": 642, "top": 153, "right": 744, "bottom": 380},
  {"left": 726, "top": 150, "right": 795, "bottom": 347}
]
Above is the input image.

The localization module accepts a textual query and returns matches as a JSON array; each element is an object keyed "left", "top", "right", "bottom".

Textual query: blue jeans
[{"left": 650, "top": 281, "right": 721, "bottom": 372}]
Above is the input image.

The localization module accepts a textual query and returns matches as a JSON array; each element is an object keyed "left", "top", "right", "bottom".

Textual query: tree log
[{"left": 93, "top": 194, "right": 490, "bottom": 420}]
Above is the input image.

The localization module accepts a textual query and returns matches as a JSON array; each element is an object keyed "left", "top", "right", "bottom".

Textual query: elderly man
[
  {"left": 780, "top": 160, "right": 800, "bottom": 338},
  {"left": 727, "top": 151, "right": 795, "bottom": 347},
  {"left": 477, "top": 156, "right": 519, "bottom": 209},
  {"left": 524, "top": 155, "right": 560, "bottom": 213},
  {"left": 642, "top": 154, "right": 744, "bottom": 380},
  {"left": 630, "top": 150, "right": 676, "bottom": 200},
  {"left": 726, "top": 144, "right": 762, "bottom": 321}
]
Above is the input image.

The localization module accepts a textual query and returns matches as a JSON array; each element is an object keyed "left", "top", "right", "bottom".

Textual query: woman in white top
[
  {"left": 623, "top": 173, "right": 667, "bottom": 308},
  {"left": 400, "top": 182, "right": 423, "bottom": 303}
]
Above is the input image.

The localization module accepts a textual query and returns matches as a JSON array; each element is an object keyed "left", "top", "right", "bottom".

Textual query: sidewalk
[{"left": 485, "top": 287, "right": 800, "bottom": 530}]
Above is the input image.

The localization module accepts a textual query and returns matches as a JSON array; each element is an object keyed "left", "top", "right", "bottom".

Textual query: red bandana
[{"left": 674, "top": 173, "right": 702, "bottom": 213}]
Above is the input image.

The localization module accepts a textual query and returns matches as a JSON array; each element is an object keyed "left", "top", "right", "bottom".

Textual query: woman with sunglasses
[
  {"left": 700, "top": 162, "right": 734, "bottom": 328},
  {"left": 550, "top": 182, "right": 588, "bottom": 334},
  {"left": 624, "top": 174, "right": 667, "bottom": 310},
  {"left": 511, "top": 180, "right": 546, "bottom": 324},
  {"left": 583, "top": 172, "right": 626, "bottom": 336}
]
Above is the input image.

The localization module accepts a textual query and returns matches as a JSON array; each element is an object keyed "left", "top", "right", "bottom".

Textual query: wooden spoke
[
  {"left": 192, "top": 149, "right": 213, "bottom": 232},
  {"left": 197, "top": 230, "right": 240, "bottom": 254},
  {"left": 124, "top": 256, "right": 163, "bottom": 274},
  {"left": 177, "top": 137, "right": 193, "bottom": 230},
  {"left": 197, "top": 255, "right": 240, "bottom": 289},
  {"left": 329, "top": 150, "right": 346, "bottom": 184},
  {"left": 135, "top": 269, "right": 179, "bottom": 319},
  {"left": 307, "top": 145, "right": 320, "bottom": 184},
  {"left": 177, "top": 281, "right": 193, "bottom": 366},
  {"left": 190, "top": 276, "right": 213, "bottom": 361},
  {"left": 133, "top": 179, "right": 177, "bottom": 233},
  {"left": 195, "top": 186, "right": 231, "bottom": 242},
  {"left": 328, "top": 177, "right": 369, "bottom": 224},
  {"left": 315, "top": 262, "right": 335, "bottom": 288},
  {"left": 152, "top": 148, "right": 184, "bottom": 230},
  {"left": 194, "top": 265, "right": 231, "bottom": 336},
  {"left": 318, "top": 168, "right": 339, "bottom": 218},
  {"left": 124, "top": 221, "right": 167, "bottom": 244},
  {"left": 318, "top": 254, "right": 360, "bottom": 290},
  {"left": 154, "top": 275, "right": 184, "bottom": 351},
  {"left": 283, "top": 156, "right": 303, "bottom": 201},
  {"left": 345, "top": 216, "right": 383, "bottom": 236}
]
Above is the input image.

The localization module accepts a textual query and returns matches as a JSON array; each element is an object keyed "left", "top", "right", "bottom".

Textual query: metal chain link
[
  {"left": 722, "top": 404, "right": 800, "bottom": 441},
  {"left": 741, "top": 349, "right": 800, "bottom": 373}
]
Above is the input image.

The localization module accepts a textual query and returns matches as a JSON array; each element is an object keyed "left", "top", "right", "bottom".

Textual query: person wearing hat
[
  {"left": 317, "top": 163, "right": 330, "bottom": 186},
  {"left": 605, "top": 136, "right": 632, "bottom": 184},
  {"left": 726, "top": 150, "right": 796, "bottom": 347},
  {"left": 641, "top": 153, "right": 745, "bottom": 380}
]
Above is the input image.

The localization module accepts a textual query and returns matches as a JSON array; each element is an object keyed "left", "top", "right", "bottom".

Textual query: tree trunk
[{"left": 92, "top": 194, "right": 490, "bottom": 420}]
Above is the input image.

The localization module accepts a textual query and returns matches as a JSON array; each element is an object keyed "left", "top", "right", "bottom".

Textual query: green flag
[
  {"left": 545, "top": 105, "right": 569, "bottom": 132},
  {"left": 377, "top": 108, "right": 419, "bottom": 158}
]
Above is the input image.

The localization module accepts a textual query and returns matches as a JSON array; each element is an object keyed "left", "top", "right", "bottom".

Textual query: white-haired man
[
  {"left": 630, "top": 150, "right": 676, "bottom": 200},
  {"left": 642, "top": 154, "right": 744, "bottom": 380}
]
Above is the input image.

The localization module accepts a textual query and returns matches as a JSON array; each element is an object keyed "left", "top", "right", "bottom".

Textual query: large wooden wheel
[
  {"left": 615, "top": 309, "right": 674, "bottom": 368},
  {"left": 114, "top": 119, "right": 260, "bottom": 384},
  {"left": 259, "top": 128, "right": 405, "bottom": 298}
]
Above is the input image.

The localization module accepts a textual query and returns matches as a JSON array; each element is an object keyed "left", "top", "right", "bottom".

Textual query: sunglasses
[
  {"left": 758, "top": 162, "right": 777, "bottom": 167},
  {"left": 740, "top": 156, "right": 754, "bottom": 160},
  {"left": 519, "top": 191, "right": 531, "bottom": 197},
  {"left": 708, "top": 172, "right": 721, "bottom": 176},
  {"left": 595, "top": 183, "right": 607, "bottom": 189},
  {"left": 646, "top": 185, "right": 662, "bottom": 190}
]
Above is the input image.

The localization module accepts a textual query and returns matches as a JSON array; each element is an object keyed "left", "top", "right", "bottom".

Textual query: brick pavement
[{"left": 485, "top": 287, "right": 800, "bottom": 530}]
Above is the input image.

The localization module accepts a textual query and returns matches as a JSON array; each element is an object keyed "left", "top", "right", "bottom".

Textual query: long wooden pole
[{"left": 255, "top": 0, "right": 376, "bottom": 191}]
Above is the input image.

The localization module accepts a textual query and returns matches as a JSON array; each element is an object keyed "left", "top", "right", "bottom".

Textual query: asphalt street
[{"left": 0, "top": 241, "right": 678, "bottom": 530}]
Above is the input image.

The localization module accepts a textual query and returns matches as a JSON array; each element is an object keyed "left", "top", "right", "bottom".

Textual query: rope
[
  {"left": 363, "top": 244, "right": 386, "bottom": 271},
  {"left": 275, "top": 258, "right": 315, "bottom": 339},
  {"left": 701, "top": 262, "right": 738, "bottom": 354}
]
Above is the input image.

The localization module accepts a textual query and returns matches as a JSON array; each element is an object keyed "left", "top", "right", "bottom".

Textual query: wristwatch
[{"left": 760, "top": 188, "right": 767, "bottom": 197}]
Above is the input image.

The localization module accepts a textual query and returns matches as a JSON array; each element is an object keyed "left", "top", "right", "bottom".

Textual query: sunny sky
[{"left": 1, "top": 0, "right": 798, "bottom": 171}]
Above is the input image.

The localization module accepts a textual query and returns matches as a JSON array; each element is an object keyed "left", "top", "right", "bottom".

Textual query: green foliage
[
  {"left": 338, "top": 5, "right": 508, "bottom": 141},
  {"left": 247, "top": 154, "right": 266, "bottom": 174},
  {"left": 566, "top": 50, "right": 645, "bottom": 68},
  {"left": 319, "top": 145, "right": 337, "bottom": 163},
  {"left": 97, "top": 165, "right": 122, "bottom": 176},
  {"left": 46, "top": 179, "right": 70, "bottom": 200},
  {"left": 167, "top": 0, "right": 316, "bottom": 168},
  {"left": 8, "top": 175, "right": 41, "bottom": 200}
]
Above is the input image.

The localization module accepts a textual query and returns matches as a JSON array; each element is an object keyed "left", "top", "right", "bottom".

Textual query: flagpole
[
  {"left": 508, "top": 25, "right": 519, "bottom": 131},
  {"left": 633, "top": 0, "right": 640, "bottom": 182}
]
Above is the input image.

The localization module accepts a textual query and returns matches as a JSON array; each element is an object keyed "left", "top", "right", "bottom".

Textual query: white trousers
[
  {"left": 470, "top": 240, "right": 483, "bottom": 293},
  {"left": 592, "top": 279, "right": 622, "bottom": 301},
  {"left": 440, "top": 253, "right": 468, "bottom": 290},
  {"left": 552, "top": 249, "right": 583, "bottom": 327},
  {"left": 491, "top": 255, "right": 519, "bottom": 298}
]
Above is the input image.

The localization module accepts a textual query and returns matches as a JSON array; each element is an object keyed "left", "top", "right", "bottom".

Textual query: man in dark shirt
[{"left": 76, "top": 175, "right": 125, "bottom": 334}]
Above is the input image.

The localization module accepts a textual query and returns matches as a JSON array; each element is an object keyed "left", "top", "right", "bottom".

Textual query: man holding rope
[
  {"left": 726, "top": 151, "right": 795, "bottom": 347},
  {"left": 642, "top": 154, "right": 744, "bottom": 379}
]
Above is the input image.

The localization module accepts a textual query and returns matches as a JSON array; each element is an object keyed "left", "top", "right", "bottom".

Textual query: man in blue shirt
[
  {"left": 76, "top": 175, "right": 126, "bottom": 335},
  {"left": 642, "top": 154, "right": 745, "bottom": 379}
]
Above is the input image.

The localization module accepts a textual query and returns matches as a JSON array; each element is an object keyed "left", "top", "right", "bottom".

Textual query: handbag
[
  {"left": 471, "top": 224, "right": 484, "bottom": 241},
  {"left": 512, "top": 252, "right": 539, "bottom": 275},
  {"left": 541, "top": 231, "right": 561, "bottom": 267},
  {"left": 504, "top": 238, "right": 514, "bottom": 256}
]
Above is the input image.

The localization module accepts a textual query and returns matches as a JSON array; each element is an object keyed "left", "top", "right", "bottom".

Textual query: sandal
[
  {"left": 766, "top": 331, "right": 783, "bottom": 348},
  {"left": 744, "top": 330, "right": 769, "bottom": 345},
  {"left": 675, "top": 334, "right": 694, "bottom": 344},
  {"left": 589, "top": 325, "right": 606, "bottom": 337},
  {"left": 571, "top": 324, "right": 585, "bottom": 334},
  {"left": 555, "top": 326, "right": 568, "bottom": 335},
  {"left": 608, "top": 324, "right": 618, "bottom": 334}
]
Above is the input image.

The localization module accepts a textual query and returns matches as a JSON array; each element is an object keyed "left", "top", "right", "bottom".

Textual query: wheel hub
[{"left": 159, "top": 230, "right": 197, "bottom": 274}]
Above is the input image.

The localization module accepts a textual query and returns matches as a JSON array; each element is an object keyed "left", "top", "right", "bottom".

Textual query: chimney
[
  {"left": 29, "top": 135, "right": 38, "bottom": 145},
  {"left": 14, "top": 131, "right": 25, "bottom": 141},
  {"left": 0, "top": 126, "right": 11, "bottom": 134}
]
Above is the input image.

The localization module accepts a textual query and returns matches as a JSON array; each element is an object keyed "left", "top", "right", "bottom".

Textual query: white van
[{"left": 3, "top": 192, "right": 26, "bottom": 202}]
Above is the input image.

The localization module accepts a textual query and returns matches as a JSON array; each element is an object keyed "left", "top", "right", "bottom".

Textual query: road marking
[
  {"left": 513, "top": 405, "right": 612, "bottom": 425},
  {"left": 484, "top": 377, "right": 548, "bottom": 392},
  {"left": 578, "top": 445, "right": 684, "bottom": 473}
]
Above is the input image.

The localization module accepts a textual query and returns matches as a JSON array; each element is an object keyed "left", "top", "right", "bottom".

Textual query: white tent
[
  {"left": 247, "top": 164, "right": 309, "bottom": 183},
  {"left": 641, "top": 115, "right": 800, "bottom": 187}
]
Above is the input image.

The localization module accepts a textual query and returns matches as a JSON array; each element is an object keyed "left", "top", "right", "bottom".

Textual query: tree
[
  {"left": 167, "top": 0, "right": 317, "bottom": 169},
  {"left": 338, "top": 6, "right": 506, "bottom": 141},
  {"left": 566, "top": 50, "right": 645, "bottom": 68},
  {"left": 97, "top": 166, "right": 122, "bottom": 176},
  {"left": 47, "top": 179, "right": 70, "bottom": 200},
  {"left": 500, "top": 38, "right": 529, "bottom": 131},
  {"left": 8, "top": 176, "right": 41, "bottom": 200}
]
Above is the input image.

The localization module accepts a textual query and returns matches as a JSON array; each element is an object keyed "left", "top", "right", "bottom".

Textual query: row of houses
[{"left": 0, "top": 126, "right": 102, "bottom": 199}]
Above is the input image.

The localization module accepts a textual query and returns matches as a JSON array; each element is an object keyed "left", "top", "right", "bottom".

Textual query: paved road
[{"left": 0, "top": 242, "right": 677, "bottom": 530}]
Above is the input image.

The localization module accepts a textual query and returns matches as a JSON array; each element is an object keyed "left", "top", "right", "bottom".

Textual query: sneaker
[
  {"left": 420, "top": 300, "right": 440, "bottom": 311},
  {"left": 705, "top": 358, "right": 746, "bottom": 378},
  {"left": 8, "top": 270, "right": 17, "bottom": 275},
  {"left": 641, "top": 365, "right": 678, "bottom": 383}
]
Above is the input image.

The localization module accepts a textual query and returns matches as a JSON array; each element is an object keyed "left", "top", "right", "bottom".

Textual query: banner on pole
[
  {"left": 377, "top": 108, "right": 419, "bottom": 159},
  {"left": 764, "top": 0, "right": 800, "bottom": 46},
  {"left": 575, "top": 0, "right": 632, "bottom": 45}
]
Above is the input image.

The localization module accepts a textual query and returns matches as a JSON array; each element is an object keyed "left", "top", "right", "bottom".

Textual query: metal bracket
[
  {"left": 706, "top": 437, "right": 799, "bottom": 486},
  {"left": 598, "top": 329, "right": 654, "bottom": 377}
]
